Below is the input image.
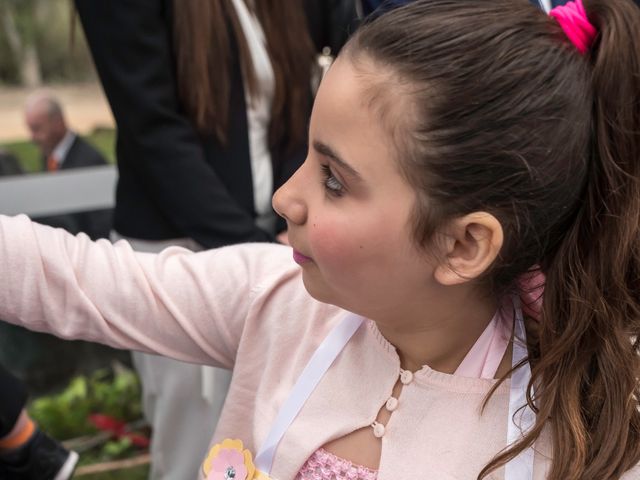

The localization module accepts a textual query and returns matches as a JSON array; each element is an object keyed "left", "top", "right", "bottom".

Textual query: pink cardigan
[{"left": 0, "top": 215, "right": 638, "bottom": 480}]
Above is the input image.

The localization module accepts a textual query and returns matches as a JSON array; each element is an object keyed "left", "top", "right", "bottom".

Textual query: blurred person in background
[
  {"left": 74, "top": 1, "right": 357, "bottom": 478},
  {"left": 25, "top": 93, "right": 107, "bottom": 174},
  {"left": 24, "top": 92, "right": 112, "bottom": 240}
]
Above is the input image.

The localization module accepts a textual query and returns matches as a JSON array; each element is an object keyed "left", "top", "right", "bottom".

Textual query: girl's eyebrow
[{"left": 313, "top": 140, "right": 362, "bottom": 180}]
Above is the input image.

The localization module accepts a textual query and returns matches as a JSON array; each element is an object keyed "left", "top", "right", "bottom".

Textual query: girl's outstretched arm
[{"left": 0, "top": 214, "right": 297, "bottom": 369}]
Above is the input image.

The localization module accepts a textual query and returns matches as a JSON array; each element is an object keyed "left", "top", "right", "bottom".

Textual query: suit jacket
[
  {"left": 36, "top": 135, "right": 113, "bottom": 240},
  {"left": 75, "top": 0, "right": 356, "bottom": 249},
  {"left": 50, "top": 134, "right": 107, "bottom": 171}
]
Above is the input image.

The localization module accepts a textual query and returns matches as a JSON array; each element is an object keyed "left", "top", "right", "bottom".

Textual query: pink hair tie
[{"left": 549, "top": 0, "right": 597, "bottom": 55}]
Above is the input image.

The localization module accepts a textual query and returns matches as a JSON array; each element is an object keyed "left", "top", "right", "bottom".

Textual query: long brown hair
[
  {"left": 172, "top": 0, "right": 316, "bottom": 151},
  {"left": 345, "top": 0, "right": 640, "bottom": 478}
]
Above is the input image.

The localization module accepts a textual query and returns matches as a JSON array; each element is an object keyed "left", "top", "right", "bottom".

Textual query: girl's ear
[{"left": 433, "top": 212, "right": 504, "bottom": 286}]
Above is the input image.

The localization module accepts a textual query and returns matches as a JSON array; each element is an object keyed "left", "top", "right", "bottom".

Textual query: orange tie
[{"left": 47, "top": 154, "right": 58, "bottom": 172}]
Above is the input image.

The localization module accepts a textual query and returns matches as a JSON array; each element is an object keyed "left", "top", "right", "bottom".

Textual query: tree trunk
[
  {"left": 21, "top": 43, "right": 42, "bottom": 87},
  {"left": 0, "top": 1, "right": 43, "bottom": 87}
]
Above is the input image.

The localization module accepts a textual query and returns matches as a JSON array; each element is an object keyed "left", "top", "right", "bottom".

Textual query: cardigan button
[
  {"left": 385, "top": 396, "right": 399, "bottom": 412},
  {"left": 400, "top": 370, "right": 414, "bottom": 385},
  {"left": 372, "top": 422, "right": 386, "bottom": 438}
]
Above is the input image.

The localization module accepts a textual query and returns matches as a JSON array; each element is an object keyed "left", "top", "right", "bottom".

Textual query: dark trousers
[{"left": 0, "top": 365, "right": 27, "bottom": 438}]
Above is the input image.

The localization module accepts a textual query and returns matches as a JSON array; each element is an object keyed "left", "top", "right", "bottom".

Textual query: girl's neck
[{"left": 375, "top": 288, "right": 499, "bottom": 374}]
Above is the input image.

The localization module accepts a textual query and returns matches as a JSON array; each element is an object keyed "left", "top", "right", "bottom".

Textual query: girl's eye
[{"left": 321, "top": 164, "right": 345, "bottom": 197}]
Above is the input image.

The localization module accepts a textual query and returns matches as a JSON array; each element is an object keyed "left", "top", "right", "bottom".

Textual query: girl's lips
[{"left": 292, "top": 249, "right": 313, "bottom": 264}]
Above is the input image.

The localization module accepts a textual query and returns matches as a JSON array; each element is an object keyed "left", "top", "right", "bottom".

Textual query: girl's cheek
[{"left": 309, "top": 223, "right": 355, "bottom": 266}]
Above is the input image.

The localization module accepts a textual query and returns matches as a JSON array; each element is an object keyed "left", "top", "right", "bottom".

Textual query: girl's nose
[{"left": 272, "top": 166, "right": 307, "bottom": 226}]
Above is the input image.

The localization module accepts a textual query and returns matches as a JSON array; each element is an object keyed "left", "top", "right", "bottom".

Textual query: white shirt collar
[{"left": 51, "top": 131, "right": 76, "bottom": 166}]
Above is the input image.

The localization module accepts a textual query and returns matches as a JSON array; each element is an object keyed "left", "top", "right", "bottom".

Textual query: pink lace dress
[{"left": 296, "top": 448, "right": 378, "bottom": 480}]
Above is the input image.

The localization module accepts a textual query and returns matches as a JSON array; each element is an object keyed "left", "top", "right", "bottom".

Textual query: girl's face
[{"left": 273, "top": 58, "right": 440, "bottom": 321}]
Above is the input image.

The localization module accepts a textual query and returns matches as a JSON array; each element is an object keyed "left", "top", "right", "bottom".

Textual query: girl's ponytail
[{"left": 531, "top": 1, "right": 640, "bottom": 477}]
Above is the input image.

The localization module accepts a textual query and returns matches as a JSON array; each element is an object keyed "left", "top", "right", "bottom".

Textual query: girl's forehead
[
  {"left": 310, "top": 58, "right": 414, "bottom": 190},
  {"left": 314, "top": 57, "right": 414, "bottom": 171},
  {"left": 319, "top": 55, "right": 399, "bottom": 112}
]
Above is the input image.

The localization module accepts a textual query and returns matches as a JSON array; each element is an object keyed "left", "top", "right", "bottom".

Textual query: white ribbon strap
[
  {"left": 505, "top": 295, "right": 536, "bottom": 480},
  {"left": 254, "top": 313, "right": 364, "bottom": 474}
]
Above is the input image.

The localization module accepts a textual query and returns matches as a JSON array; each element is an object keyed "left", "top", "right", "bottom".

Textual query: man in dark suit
[{"left": 24, "top": 92, "right": 112, "bottom": 239}]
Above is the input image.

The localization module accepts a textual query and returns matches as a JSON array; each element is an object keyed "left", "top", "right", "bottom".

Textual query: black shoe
[{"left": 0, "top": 429, "right": 79, "bottom": 480}]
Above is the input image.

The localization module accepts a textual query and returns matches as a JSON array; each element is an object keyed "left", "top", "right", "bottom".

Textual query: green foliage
[
  {"left": 28, "top": 365, "right": 142, "bottom": 441},
  {"left": 87, "top": 128, "right": 117, "bottom": 164},
  {"left": 101, "top": 437, "right": 134, "bottom": 460},
  {"left": 28, "top": 365, "right": 148, "bottom": 477},
  {"left": 2, "top": 139, "right": 40, "bottom": 173},
  {"left": 29, "top": 376, "right": 93, "bottom": 440},
  {"left": 90, "top": 367, "right": 142, "bottom": 421}
]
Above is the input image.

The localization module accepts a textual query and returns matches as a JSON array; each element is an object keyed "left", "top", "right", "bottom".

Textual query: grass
[
  {"left": 1, "top": 128, "right": 115, "bottom": 173},
  {"left": 85, "top": 128, "right": 116, "bottom": 164},
  {"left": 2, "top": 140, "right": 41, "bottom": 173}
]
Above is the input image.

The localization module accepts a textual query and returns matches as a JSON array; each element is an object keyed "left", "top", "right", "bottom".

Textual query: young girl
[{"left": 1, "top": 0, "right": 639, "bottom": 478}]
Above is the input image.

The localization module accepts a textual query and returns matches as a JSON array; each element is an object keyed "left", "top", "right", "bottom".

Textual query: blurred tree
[
  {"left": 0, "top": 0, "right": 95, "bottom": 85},
  {"left": 0, "top": 0, "right": 43, "bottom": 86}
]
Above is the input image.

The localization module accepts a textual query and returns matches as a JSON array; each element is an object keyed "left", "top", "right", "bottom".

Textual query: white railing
[{"left": 0, "top": 165, "right": 117, "bottom": 216}]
